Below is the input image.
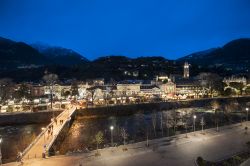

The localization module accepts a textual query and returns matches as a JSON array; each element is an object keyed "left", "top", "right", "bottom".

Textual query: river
[
  {"left": 0, "top": 123, "right": 47, "bottom": 163},
  {"left": 57, "top": 107, "right": 242, "bottom": 154}
]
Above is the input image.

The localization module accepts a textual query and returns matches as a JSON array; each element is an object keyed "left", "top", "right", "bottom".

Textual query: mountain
[
  {"left": 0, "top": 37, "right": 89, "bottom": 70},
  {"left": 31, "top": 43, "right": 89, "bottom": 66},
  {"left": 0, "top": 36, "right": 249, "bottom": 82},
  {"left": 178, "top": 38, "right": 250, "bottom": 73},
  {"left": 84, "top": 56, "right": 176, "bottom": 80},
  {"left": 0, "top": 37, "right": 46, "bottom": 69}
]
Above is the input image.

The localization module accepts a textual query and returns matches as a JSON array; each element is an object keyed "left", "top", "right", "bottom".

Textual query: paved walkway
[
  {"left": 22, "top": 106, "right": 76, "bottom": 160},
  {"left": 4, "top": 122, "right": 250, "bottom": 166}
]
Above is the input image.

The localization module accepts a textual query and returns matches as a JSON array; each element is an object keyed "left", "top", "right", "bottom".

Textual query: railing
[
  {"left": 21, "top": 114, "right": 55, "bottom": 159},
  {"left": 21, "top": 107, "right": 76, "bottom": 160},
  {"left": 46, "top": 107, "right": 76, "bottom": 155}
]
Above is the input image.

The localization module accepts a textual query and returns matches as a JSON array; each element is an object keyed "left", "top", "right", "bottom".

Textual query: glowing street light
[
  {"left": 246, "top": 108, "right": 249, "bottom": 126},
  {"left": 0, "top": 138, "right": 2, "bottom": 165},
  {"left": 110, "top": 126, "right": 114, "bottom": 147},
  {"left": 193, "top": 115, "right": 197, "bottom": 135},
  {"left": 246, "top": 108, "right": 249, "bottom": 120}
]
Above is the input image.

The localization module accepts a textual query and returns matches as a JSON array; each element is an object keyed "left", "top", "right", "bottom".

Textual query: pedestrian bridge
[{"left": 21, "top": 106, "right": 77, "bottom": 160}]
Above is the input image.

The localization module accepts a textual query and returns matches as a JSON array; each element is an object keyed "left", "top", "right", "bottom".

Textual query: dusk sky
[{"left": 1, "top": 0, "right": 250, "bottom": 60}]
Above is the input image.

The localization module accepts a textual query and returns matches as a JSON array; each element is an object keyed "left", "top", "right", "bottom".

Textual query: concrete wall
[
  {"left": 77, "top": 96, "right": 250, "bottom": 117},
  {"left": 0, "top": 111, "right": 62, "bottom": 126}
]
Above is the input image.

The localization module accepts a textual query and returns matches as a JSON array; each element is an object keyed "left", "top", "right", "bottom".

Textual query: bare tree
[
  {"left": 87, "top": 88, "right": 98, "bottom": 106},
  {"left": 152, "top": 111, "right": 157, "bottom": 137},
  {"left": 120, "top": 127, "right": 128, "bottom": 146},
  {"left": 211, "top": 100, "right": 220, "bottom": 110},
  {"left": 164, "top": 112, "right": 170, "bottom": 137},
  {"left": 160, "top": 112, "right": 164, "bottom": 137},
  {"left": 43, "top": 73, "right": 58, "bottom": 110},
  {"left": 171, "top": 110, "right": 177, "bottom": 135},
  {"left": 211, "top": 100, "right": 220, "bottom": 131},
  {"left": 0, "top": 78, "right": 13, "bottom": 103},
  {"left": 94, "top": 131, "right": 104, "bottom": 155}
]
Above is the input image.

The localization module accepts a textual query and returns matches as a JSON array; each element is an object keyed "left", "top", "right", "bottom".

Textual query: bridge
[{"left": 21, "top": 105, "right": 77, "bottom": 160}]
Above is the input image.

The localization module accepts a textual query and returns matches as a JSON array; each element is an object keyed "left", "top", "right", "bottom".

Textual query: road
[
  {"left": 22, "top": 106, "right": 76, "bottom": 160},
  {"left": 5, "top": 122, "right": 250, "bottom": 166}
]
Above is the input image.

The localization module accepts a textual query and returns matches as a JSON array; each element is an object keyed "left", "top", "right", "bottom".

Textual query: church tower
[{"left": 183, "top": 62, "right": 189, "bottom": 78}]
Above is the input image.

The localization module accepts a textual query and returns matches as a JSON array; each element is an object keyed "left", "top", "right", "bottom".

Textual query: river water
[
  {"left": 0, "top": 123, "right": 47, "bottom": 163},
  {"left": 57, "top": 107, "right": 241, "bottom": 154}
]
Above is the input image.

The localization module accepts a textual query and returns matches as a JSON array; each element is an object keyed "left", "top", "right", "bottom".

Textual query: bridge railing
[
  {"left": 21, "top": 109, "right": 68, "bottom": 159},
  {"left": 22, "top": 119, "right": 52, "bottom": 159},
  {"left": 46, "top": 107, "right": 76, "bottom": 153}
]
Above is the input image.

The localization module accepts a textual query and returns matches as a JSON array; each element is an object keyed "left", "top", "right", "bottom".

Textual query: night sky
[{"left": 1, "top": 0, "right": 250, "bottom": 60}]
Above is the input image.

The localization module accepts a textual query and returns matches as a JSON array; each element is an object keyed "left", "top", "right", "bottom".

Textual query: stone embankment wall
[
  {"left": 0, "top": 111, "right": 62, "bottom": 125},
  {"left": 77, "top": 96, "right": 250, "bottom": 117}
]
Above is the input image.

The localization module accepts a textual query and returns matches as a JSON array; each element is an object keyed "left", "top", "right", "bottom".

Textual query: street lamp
[
  {"left": 0, "top": 138, "right": 2, "bottom": 165},
  {"left": 110, "top": 126, "right": 114, "bottom": 147},
  {"left": 246, "top": 108, "right": 249, "bottom": 126},
  {"left": 193, "top": 115, "right": 196, "bottom": 135}
]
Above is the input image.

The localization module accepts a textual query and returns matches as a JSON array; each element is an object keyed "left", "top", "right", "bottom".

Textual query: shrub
[{"left": 197, "top": 156, "right": 206, "bottom": 166}]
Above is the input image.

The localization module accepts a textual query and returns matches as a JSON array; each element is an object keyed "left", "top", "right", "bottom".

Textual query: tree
[
  {"left": 223, "top": 88, "right": 236, "bottom": 96},
  {"left": 160, "top": 112, "right": 164, "bottom": 137},
  {"left": 120, "top": 127, "right": 128, "bottom": 146},
  {"left": 87, "top": 87, "right": 98, "bottom": 105},
  {"left": 245, "top": 86, "right": 250, "bottom": 95},
  {"left": 198, "top": 73, "right": 223, "bottom": 96},
  {"left": 94, "top": 131, "right": 104, "bottom": 154},
  {"left": 229, "top": 82, "right": 244, "bottom": 95},
  {"left": 211, "top": 100, "right": 220, "bottom": 131},
  {"left": 200, "top": 117, "right": 206, "bottom": 134},
  {"left": 210, "top": 100, "right": 220, "bottom": 110},
  {"left": 43, "top": 73, "right": 58, "bottom": 109},
  {"left": 61, "top": 89, "right": 70, "bottom": 99},
  {"left": 151, "top": 111, "right": 157, "bottom": 137},
  {"left": 14, "top": 83, "right": 31, "bottom": 100},
  {"left": 0, "top": 78, "right": 14, "bottom": 103},
  {"left": 71, "top": 81, "right": 79, "bottom": 97}
]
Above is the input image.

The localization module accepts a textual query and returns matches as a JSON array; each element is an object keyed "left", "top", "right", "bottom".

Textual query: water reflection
[
  {"left": 59, "top": 107, "right": 241, "bottom": 154},
  {"left": 0, "top": 123, "right": 47, "bottom": 163}
]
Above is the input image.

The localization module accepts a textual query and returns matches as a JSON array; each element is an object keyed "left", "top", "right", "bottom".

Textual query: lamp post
[
  {"left": 110, "top": 126, "right": 114, "bottom": 147},
  {"left": 200, "top": 117, "right": 205, "bottom": 134},
  {"left": 246, "top": 108, "right": 249, "bottom": 126},
  {"left": 0, "top": 138, "right": 2, "bottom": 165},
  {"left": 193, "top": 115, "right": 196, "bottom": 135}
]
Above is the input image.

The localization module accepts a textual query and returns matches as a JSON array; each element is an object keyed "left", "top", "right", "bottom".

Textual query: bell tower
[{"left": 183, "top": 62, "right": 189, "bottom": 78}]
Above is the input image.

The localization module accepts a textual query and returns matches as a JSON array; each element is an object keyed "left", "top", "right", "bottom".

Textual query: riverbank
[
  {"left": 0, "top": 110, "right": 62, "bottom": 126},
  {"left": 3, "top": 122, "right": 250, "bottom": 166},
  {"left": 77, "top": 96, "right": 250, "bottom": 117}
]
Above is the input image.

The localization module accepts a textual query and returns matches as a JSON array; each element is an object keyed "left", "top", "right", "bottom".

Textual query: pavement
[
  {"left": 22, "top": 106, "right": 76, "bottom": 160},
  {"left": 4, "top": 122, "right": 250, "bottom": 166}
]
